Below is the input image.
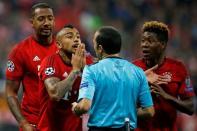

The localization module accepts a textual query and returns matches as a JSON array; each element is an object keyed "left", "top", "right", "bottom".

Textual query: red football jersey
[
  {"left": 6, "top": 36, "right": 57, "bottom": 125},
  {"left": 133, "top": 58, "right": 195, "bottom": 131},
  {"left": 38, "top": 53, "right": 93, "bottom": 131}
]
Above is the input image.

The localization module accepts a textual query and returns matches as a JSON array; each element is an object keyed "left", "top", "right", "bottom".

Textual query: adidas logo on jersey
[
  {"left": 62, "top": 72, "right": 68, "bottom": 78},
  {"left": 33, "top": 56, "right": 40, "bottom": 61}
]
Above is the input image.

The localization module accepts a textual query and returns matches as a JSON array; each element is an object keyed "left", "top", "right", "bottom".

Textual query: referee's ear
[{"left": 97, "top": 44, "right": 104, "bottom": 54}]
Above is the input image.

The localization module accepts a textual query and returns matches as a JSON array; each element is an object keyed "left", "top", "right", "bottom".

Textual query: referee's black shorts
[{"left": 89, "top": 126, "right": 134, "bottom": 131}]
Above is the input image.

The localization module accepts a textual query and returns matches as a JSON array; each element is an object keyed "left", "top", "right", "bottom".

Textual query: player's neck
[
  {"left": 146, "top": 53, "right": 165, "bottom": 68},
  {"left": 34, "top": 35, "right": 53, "bottom": 45},
  {"left": 59, "top": 50, "right": 72, "bottom": 65}
]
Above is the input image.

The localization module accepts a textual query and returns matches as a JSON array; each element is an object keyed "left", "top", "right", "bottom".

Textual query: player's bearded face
[
  {"left": 141, "top": 32, "right": 164, "bottom": 61},
  {"left": 32, "top": 8, "right": 54, "bottom": 37}
]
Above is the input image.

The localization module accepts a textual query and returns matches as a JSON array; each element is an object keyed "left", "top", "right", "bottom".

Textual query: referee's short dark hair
[{"left": 95, "top": 26, "right": 121, "bottom": 54}]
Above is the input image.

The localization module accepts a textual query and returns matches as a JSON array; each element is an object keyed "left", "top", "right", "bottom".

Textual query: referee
[{"left": 72, "top": 26, "right": 155, "bottom": 131}]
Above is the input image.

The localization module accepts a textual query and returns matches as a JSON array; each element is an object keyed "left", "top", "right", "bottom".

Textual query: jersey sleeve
[
  {"left": 132, "top": 59, "right": 146, "bottom": 71},
  {"left": 138, "top": 69, "right": 153, "bottom": 108},
  {"left": 177, "top": 63, "right": 195, "bottom": 99},
  {"left": 38, "top": 56, "right": 59, "bottom": 81},
  {"left": 78, "top": 65, "right": 95, "bottom": 101},
  {"left": 86, "top": 53, "right": 93, "bottom": 65},
  {"left": 6, "top": 45, "right": 25, "bottom": 80}
]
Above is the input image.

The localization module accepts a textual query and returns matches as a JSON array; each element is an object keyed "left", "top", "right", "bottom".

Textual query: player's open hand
[
  {"left": 71, "top": 44, "right": 86, "bottom": 70},
  {"left": 81, "top": 43, "right": 87, "bottom": 68},
  {"left": 150, "top": 83, "right": 171, "bottom": 100},
  {"left": 145, "top": 65, "right": 171, "bottom": 85}
]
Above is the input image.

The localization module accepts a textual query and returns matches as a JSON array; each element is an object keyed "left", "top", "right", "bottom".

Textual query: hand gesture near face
[{"left": 71, "top": 44, "right": 86, "bottom": 71}]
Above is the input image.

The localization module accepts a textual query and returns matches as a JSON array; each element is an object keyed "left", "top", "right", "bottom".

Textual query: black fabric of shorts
[{"left": 88, "top": 126, "right": 134, "bottom": 131}]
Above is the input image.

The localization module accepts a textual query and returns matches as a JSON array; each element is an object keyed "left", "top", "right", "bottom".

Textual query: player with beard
[
  {"left": 133, "top": 21, "right": 195, "bottom": 131},
  {"left": 5, "top": 3, "right": 57, "bottom": 131},
  {"left": 37, "top": 25, "right": 92, "bottom": 131}
]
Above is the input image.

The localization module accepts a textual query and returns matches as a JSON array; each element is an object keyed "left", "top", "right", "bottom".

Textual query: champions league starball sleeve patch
[
  {"left": 7, "top": 60, "right": 15, "bottom": 72},
  {"left": 45, "top": 67, "right": 55, "bottom": 75},
  {"left": 184, "top": 76, "right": 193, "bottom": 92}
]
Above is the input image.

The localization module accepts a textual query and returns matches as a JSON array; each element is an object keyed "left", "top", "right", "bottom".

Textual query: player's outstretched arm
[
  {"left": 5, "top": 79, "right": 34, "bottom": 131},
  {"left": 151, "top": 84, "right": 194, "bottom": 115}
]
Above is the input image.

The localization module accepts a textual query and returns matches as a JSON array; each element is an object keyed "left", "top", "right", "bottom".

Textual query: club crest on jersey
[
  {"left": 7, "top": 60, "right": 15, "bottom": 72},
  {"left": 162, "top": 72, "right": 172, "bottom": 82},
  {"left": 45, "top": 67, "right": 55, "bottom": 75}
]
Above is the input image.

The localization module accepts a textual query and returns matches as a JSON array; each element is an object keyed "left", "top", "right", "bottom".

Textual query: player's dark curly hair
[{"left": 142, "top": 21, "right": 169, "bottom": 44}]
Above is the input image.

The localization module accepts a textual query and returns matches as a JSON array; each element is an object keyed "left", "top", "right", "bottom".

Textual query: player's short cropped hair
[
  {"left": 96, "top": 26, "right": 121, "bottom": 54},
  {"left": 142, "top": 21, "right": 169, "bottom": 44},
  {"left": 64, "top": 24, "right": 75, "bottom": 29},
  {"left": 56, "top": 24, "right": 77, "bottom": 41},
  {"left": 31, "top": 3, "right": 53, "bottom": 18}
]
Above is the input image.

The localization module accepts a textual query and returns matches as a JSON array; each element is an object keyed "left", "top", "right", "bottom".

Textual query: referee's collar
[{"left": 103, "top": 56, "right": 123, "bottom": 59}]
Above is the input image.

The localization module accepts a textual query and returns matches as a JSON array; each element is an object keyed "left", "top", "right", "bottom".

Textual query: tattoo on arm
[{"left": 45, "top": 70, "right": 81, "bottom": 100}]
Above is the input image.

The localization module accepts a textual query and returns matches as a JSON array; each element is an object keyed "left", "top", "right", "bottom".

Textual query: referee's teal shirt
[{"left": 78, "top": 57, "right": 153, "bottom": 129}]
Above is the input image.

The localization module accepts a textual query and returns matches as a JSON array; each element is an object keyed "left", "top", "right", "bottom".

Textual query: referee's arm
[{"left": 72, "top": 98, "right": 91, "bottom": 116}]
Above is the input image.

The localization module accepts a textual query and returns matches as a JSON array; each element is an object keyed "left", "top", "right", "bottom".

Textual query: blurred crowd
[{"left": 0, "top": 0, "right": 197, "bottom": 130}]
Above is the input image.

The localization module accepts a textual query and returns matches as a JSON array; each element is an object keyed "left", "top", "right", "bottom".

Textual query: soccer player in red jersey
[
  {"left": 37, "top": 25, "right": 92, "bottom": 131},
  {"left": 5, "top": 3, "right": 57, "bottom": 131},
  {"left": 133, "top": 21, "right": 195, "bottom": 131}
]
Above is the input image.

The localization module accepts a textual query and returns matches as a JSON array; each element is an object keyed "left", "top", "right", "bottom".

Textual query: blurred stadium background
[{"left": 0, "top": 0, "right": 197, "bottom": 130}]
